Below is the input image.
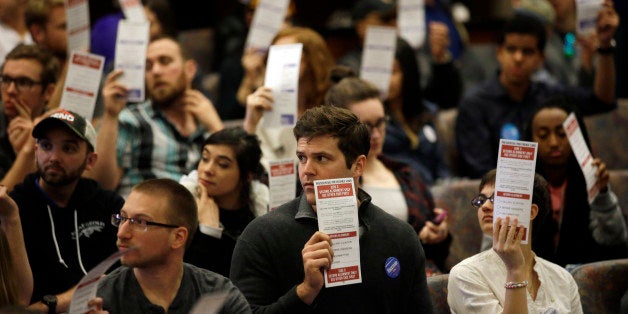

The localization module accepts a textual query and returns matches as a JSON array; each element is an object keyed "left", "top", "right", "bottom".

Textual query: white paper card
[
  {"left": 575, "top": 0, "right": 603, "bottom": 36},
  {"left": 65, "top": 0, "right": 91, "bottom": 53},
  {"left": 268, "top": 158, "right": 296, "bottom": 211},
  {"left": 60, "top": 51, "right": 105, "bottom": 120},
  {"left": 563, "top": 112, "right": 599, "bottom": 203},
  {"left": 494, "top": 139, "right": 538, "bottom": 244},
  {"left": 68, "top": 249, "right": 134, "bottom": 314},
  {"left": 398, "top": 0, "right": 426, "bottom": 49},
  {"left": 114, "top": 20, "right": 149, "bottom": 102},
  {"left": 119, "top": 0, "right": 147, "bottom": 21},
  {"left": 189, "top": 291, "right": 229, "bottom": 314},
  {"left": 360, "top": 26, "right": 397, "bottom": 99},
  {"left": 262, "top": 43, "right": 301, "bottom": 128},
  {"left": 245, "top": 0, "right": 290, "bottom": 51},
  {"left": 315, "top": 178, "right": 362, "bottom": 287}
]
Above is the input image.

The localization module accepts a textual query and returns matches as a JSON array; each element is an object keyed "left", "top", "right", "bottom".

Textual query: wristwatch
[
  {"left": 42, "top": 294, "right": 57, "bottom": 314},
  {"left": 597, "top": 39, "right": 616, "bottom": 55}
]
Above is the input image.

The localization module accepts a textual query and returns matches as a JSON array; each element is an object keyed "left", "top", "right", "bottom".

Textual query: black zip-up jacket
[{"left": 11, "top": 173, "right": 123, "bottom": 303}]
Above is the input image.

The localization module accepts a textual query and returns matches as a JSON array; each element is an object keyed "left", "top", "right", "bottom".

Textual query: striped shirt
[{"left": 116, "top": 101, "right": 208, "bottom": 198}]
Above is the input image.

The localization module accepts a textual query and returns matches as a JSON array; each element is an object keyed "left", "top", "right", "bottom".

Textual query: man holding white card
[
  {"left": 89, "top": 36, "right": 224, "bottom": 198},
  {"left": 231, "top": 106, "right": 432, "bottom": 313}
]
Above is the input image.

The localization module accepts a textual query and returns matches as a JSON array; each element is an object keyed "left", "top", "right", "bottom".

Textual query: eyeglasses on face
[
  {"left": 0, "top": 75, "right": 43, "bottom": 93},
  {"left": 470, "top": 194, "right": 494, "bottom": 209},
  {"left": 111, "top": 213, "right": 179, "bottom": 232},
  {"left": 363, "top": 116, "right": 389, "bottom": 134}
]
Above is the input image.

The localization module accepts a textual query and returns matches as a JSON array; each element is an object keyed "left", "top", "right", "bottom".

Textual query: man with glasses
[
  {"left": 1, "top": 43, "right": 60, "bottom": 190},
  {"left": 9, "top": 109, "right": 123, "bottom": 313},
  {"left": 87, "top": 178, "right": 250, "bottom": 314}
]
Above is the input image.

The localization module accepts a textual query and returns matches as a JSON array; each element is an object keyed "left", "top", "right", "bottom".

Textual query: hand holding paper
[
  {"left": 243, "top": 87, "right": 274, "bottom": 133},
  {"left": 592, "top": 158, "right": 609, "bottom": 193},
  {"left": 297, "top": 231, "right": 333, "bottom": 305},
  {"left": 492, "top": 216, "right": 526, "bottom": 271}
]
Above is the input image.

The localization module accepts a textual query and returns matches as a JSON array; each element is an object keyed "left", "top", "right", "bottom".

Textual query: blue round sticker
[
  {"left": 500, "top": 123, "right": 520, "bottom": 140},
  {"left": 384, "top": 257, "right": 401, "bottom": 278}
]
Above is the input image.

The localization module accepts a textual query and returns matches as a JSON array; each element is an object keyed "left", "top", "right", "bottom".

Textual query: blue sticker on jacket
[
  {"left": 385, "top": 257, "right": 401, "bottom": 278},
  {"left": 500, "top": 123, "right": 520, "bottom": 140}
]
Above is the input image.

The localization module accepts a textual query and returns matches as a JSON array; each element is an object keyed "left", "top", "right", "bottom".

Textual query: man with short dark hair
[
  {"left": 88, "top": 178, "right": 250, "bottom": 314},
  {"left": 9, "top": 109, "right": 123, "bottom": 313},
  {"left": 25, "top": 0, "right": 68, "bottom": 66},
  {"left": 455, "top": 6, "right": 619, "bottom": 179},
  {"left": 230, "top": 106, "right": 432, "bottom": 313},
  {"left": 0, "top": 43, "right": 59, "bottom": 190}
]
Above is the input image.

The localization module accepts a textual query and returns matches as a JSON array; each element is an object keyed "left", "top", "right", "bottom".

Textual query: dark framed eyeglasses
[
  {"left": 363, "top": 116, "right": 389, "bottom": 134},
  {"left": 0, "top": 75, "right": 43, "bottom": 93},
  {"left": 111, "top": 213, "right": 179, "bottom": 232},
  {"left": 470, "top": 194, "right": 494, "bottom": 209}
]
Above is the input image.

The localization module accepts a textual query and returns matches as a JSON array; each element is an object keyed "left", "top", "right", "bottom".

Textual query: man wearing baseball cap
[{"left": 9, "top": 109, "right": 123, "bottom": 313}]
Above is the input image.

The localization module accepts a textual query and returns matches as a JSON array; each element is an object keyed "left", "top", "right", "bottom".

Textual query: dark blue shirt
[{"left": 455, "top": 77, "right": 616, "bottom": 178}]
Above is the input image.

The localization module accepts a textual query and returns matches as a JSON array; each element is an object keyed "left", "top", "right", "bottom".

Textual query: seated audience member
[
  {"left": 0, "top": 0, "right": 33, "bottom": 65},
  {"left": 180, "top": 126, "right": 268, "bottom": 277},
  {"left": 338, "top": 0, "right": 464, "bottom": 110},
  {"left": 240, "top": 26, "right": 335, "bottom": 171},
  {"left": 326, "top": 68, "right": 450, "bottom": 275},
  {"left": 382, "top": 38, "right": 451, "bottom": 185},
  {"left": 230, "top": 106, "right": 432, "bottom": 312},
  {"left": 90, "top": 0, "right": 178, "bottom": 69},
  {"left": 545, "top": 0, "right": 597, "bottom": 88},
  {"left": 88, "top": 179, "right": 250, "bottom": 313},
  {"left": 0, "top": 187, "right": 31, "bottom": 306},
  {"left": 0, "top": 44, "right": 59, "bottom": 191},
  {"left": 9, "top": 109, "right": 122, "bottom": 313},
  {"left": 525, "top": 96, "right": 627, "bottom": 267},
  {"left": 90, "top": 35, "right": 224, "bottom": 198},
  {"left": 214, "top": 0, "right": 296, "bottom": 120},
  {"left": 448, "top": 169, "right": 583, "bottom": 313},
  {"left": 455, "top": 6, "right": 618, "bottom": 179},
  {"left": 25, "top": 0, "right": 68, "bottom": 67}
]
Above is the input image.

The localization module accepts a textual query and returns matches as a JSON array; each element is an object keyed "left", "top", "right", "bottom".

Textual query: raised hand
[
  {"left": 7, "top": 101, "right": 34, "bottom": 154},
  {"left": 493, "top": 216, "right": 525, "bottom": 271},
  {"left": 596, "top": 0, "right": 619, "bottom": 47},
  {"left": 101, "top": 70, "right": 130, "bottom": 118},
  {"left": 242, "top": 86, "right": 274, "bottom": 134},
  {"left": 592, "top": 158, "right": 610, "bottom": 193},
  {"left": 182, "top": 89, "right": 223, "bottom": 132},
  {"left": 297, "top": 231, "right": 333, "bottom": 305},
  {"left": 429, "top": 22, "right": 451, "bottom": 63}
]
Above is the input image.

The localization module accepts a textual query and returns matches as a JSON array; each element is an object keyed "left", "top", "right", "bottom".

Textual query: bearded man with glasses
[{"left": 86, "top": 178, "right": 250, "bottom": 314}]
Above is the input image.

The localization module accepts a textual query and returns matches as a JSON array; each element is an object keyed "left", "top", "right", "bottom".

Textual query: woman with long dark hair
[
  {"left": 382, "top": 38, "right": 450, "bottom": 185},
  {"left": 525, "top": 95, "right": 627, "bottom": 267},
  {"left": 181, "top": 126, "right": 268, "bottom": 277}
]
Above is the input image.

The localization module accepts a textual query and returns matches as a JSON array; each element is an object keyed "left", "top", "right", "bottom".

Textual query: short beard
[
  {"left": 36, "top": 159, "right": 87, "bottom": 187},
  {"left": 149, "top": 75, "right": 188, "bottom": 110}
]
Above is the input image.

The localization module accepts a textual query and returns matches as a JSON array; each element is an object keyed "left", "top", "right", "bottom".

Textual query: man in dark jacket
[{"left": 10, "top": 109, "right": 123, "bottom": 313}]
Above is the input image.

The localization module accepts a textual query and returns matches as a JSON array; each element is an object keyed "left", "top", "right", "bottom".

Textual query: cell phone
[{"left": 431, "top": 210, "right": 447, "bottom": 225}]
